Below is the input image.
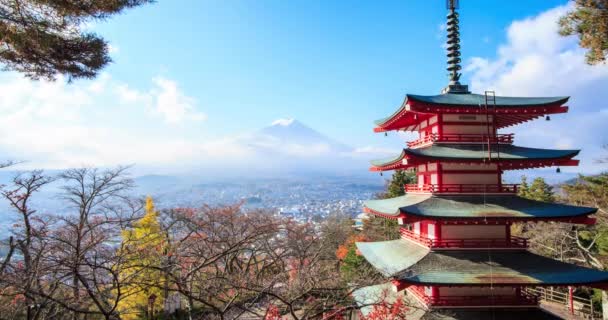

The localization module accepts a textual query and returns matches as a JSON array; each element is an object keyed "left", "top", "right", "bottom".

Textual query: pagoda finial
[{"left": 442, "top": 0, "right": 470, "bottom": 94}]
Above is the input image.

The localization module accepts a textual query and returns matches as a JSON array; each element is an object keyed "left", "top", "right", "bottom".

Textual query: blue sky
[
  {"left": 96, "top": 0, "right": 565, "bottom": 139},
  {"left": 1, "top": 0, "right": 608, "bottom": 174}
]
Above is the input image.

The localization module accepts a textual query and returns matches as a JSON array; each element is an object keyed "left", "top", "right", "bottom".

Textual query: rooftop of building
[
  {"left": 370, "top": 144, "right": 579, "bottom": 171},
  {"left": 356, "top": 239, "right": 608, "bottom": 287},
  {"left": 363, "top": 194, "right": 596, "bottom": 221}
]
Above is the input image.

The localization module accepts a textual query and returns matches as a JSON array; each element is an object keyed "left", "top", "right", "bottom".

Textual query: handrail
[
  {"left": 408, "top": 285, "right": 538, "bottom": 307},
  {"left": 405, "top": 183, "right": 519, "bottom": 194},
  {"left": 400, "top": 229, "right": 528, "bottom": 249},
  {"left": 524, "top": 287, "right": 599, "bottom": 319},
  {"left": 407, "top": 133, "right": 514, "bottom": 148}
]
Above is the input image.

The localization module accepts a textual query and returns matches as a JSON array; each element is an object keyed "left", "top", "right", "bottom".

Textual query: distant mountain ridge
[{"left": 256, "top": 118, "right": 351, "bottom": 153}]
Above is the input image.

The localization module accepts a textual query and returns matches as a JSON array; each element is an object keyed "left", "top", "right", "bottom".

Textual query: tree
[
  {"left": 336, "top": 235, "right": 371, "bottom": 282},
  {"left": 559, "top": 0, "right": 608, "bottom": 65},
  {"left": 52, "top": 166, "right": 138, "bottom": 320},
  {"left": 0, "top": 0, "right": 153, "bottom": 80},
  {"left": 517, "top": 176, "right": 555, "bottom": 203},
  {"left": 117, "top": 196, "right": 165, "bottom": 320},
  {"left": 0, "top": 171, "right": 56, "bottom": 320},
  {"left": 383, "top": 170, "right": 416, "bottom": 199}
]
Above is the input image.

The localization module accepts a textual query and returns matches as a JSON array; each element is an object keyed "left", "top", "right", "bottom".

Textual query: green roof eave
[
  {"left": 363, "top": 194, "right": 597, "bottom": 219},
  {"left": 406, "top": 93, "right": 569, "bottom": 108},
  {"left": 370, "top": 145, "right": 579, "bottom": 169},
  {"left": 374, "top": 93, "right": 569, "bottom": 128},
  {"left": 356, "top": 239, "right": 429, "bottom": 277},
  {"left": 395, "top": 250, "right": 608, "bottom": 286},
  {"left": 405, "top": 144, "right": 580, "bottom": 161},
  {"left": 370, "top": 150, "right": 406, "bottom": 167}
]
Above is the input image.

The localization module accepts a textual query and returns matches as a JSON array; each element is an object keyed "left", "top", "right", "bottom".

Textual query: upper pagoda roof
[
  {"left": 374, "top": 93, "right": 570, "bottom": 132},
  {"left": 356, "top": 239, "right": 608, "bottom": 287},
  {"left": 407, "top": 93, "right": 569, "bottom": 108},
  {"left": 370, "top": 144, "right": 580, "bottom": 171},
  {"left": 363, "top": 194, "right": 597, "bottom": 222}
]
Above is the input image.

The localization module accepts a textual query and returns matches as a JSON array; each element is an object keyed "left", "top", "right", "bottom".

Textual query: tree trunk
[{"left": 602, "top": 290, "right": 608, "bottom": 320}]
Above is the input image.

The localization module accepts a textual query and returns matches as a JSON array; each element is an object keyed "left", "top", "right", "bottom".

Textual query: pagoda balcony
[
  {"left": 407, "top": 133, "right": 514, "bottom": 148},
  {"left": 407, "top": 286, "right": 538, "bottom": 308},
  {"left": 405, "top": 183, "right": 519, "bottom": 194},
  {"left": 400, "top": 228, "right": 529, "bottom": 249}
]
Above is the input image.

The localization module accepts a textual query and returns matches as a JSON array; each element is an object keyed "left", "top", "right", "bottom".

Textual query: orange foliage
[{"left": 336, "top": 234, "right": 368, "bottom": 260}]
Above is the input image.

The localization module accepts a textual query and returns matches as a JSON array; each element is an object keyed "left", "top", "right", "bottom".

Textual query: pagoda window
[
  {"left": 429, "top": 115, "right": 438, "bottom": 125},
  {"left": 413, "top": 222, "right": 421, "bottom": 235}
]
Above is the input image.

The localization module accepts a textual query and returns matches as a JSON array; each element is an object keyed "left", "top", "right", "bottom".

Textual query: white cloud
[
  {"left": 151, "top": 77, "right": 206, "bottom": 124},
  {"left": 464, "top": 4, "right": 608, "bottom": 174},
  {"left": 0, "top": 73, "right": 210, "bottom": 169}
]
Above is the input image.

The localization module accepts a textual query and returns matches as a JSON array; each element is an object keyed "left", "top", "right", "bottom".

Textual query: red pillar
[
  {"left": 568, "top": 286, "right": 574, "bottom": 314},
  {"left": 431, "top": 286, "right": 440, "bottom": 304}
]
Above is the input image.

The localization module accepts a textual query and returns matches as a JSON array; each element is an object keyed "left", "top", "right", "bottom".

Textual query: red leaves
[
  {"left": 360, "top": 293, "right": 409, "bottom": 320},
  {"left": 336, "top": 234, "right": 368, "bottom": 260}
]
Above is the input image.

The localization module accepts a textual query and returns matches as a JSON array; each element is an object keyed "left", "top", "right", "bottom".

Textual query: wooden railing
[
  {"left": 405, "top": 183, "right": 519, "bottom": 194},
  {"left": 408, "top": 285, "right": 538, "bottom": 307},
  {"left": 400, "top": 229, "right": 528, "bottom": 249},
  {"left": 407, "top": 133, "right": 514, "bottom": 148},
  {"left": 524, "top": 287, "right": 601, "bottom": 319}
]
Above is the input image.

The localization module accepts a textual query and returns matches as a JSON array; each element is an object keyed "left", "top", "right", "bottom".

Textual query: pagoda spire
[{"left": 442, "top": 0, "right": 470, "bottom": 94}]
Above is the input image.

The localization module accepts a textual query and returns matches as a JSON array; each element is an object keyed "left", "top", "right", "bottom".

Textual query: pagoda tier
[
  {"left": 370, "top": 144, "right": 579, "bottom": 172},
  {"left": 374, "top": 93, "right": 569, "bottom": 132},
  {"left": 363, "top": 194, "right": 597, "bottom": 224},
  {"left": 356, "top": 239, "right": 608, "bottom": 287},
  {"left": 356, "top": 238, "right": 608, "bottom": 291}
]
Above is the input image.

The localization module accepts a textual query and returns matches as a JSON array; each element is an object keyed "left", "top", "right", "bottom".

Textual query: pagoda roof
[
  {"left": 374, "top": 93, "right": 569, "bottom": 132},
  {"left": 356, "top": 239, "right": 608, "bottom": 287},
  {"left": 397, "top": 250, "right": 608, "bottom": 286},
  {"left": 370, "top": 144, "right": 579, "bottom": 171},
  {"left": 421, "top": 308, "right": 562, "bottom": 320},
  {"left": 407, "top": 93, "right": 569, "bottom": 108},
  {"left": 356, "top": 239, "right": 429, "bottom": 276},
  {"left": 363, "top": 194, "right": 597, "bottom": 222}
]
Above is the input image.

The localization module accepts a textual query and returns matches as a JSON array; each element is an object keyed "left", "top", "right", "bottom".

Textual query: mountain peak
[{"left": 271, "top": 118, "right": 296, "bottom": 126}]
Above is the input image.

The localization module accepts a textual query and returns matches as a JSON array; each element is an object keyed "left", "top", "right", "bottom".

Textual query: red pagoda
[{"left": 354, "top": 1, "right": 608, "bottom": 319}]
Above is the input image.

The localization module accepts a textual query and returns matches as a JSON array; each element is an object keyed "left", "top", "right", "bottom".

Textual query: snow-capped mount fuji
[{"left": 254, "top": 118, "right": 351, "bottom": 153}]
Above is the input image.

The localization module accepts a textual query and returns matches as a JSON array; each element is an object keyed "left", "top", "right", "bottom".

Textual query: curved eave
[
  {"left": 406, "top": 93, "right": 569, "bottom": 109},
  {"left": 369, "top": 150, "right": 408, "bottom": 171},
  {"left": 356, "top": 239, "right": 430, "bottom": 277},
  {"left": 393, "top": 250, "right": 608, "bottom": 287},
  {"left": 370, "top": 145, "right": 581, "bottom": 172},
  {"left": 373, "top": 93, "right": 569, "bottom": 132},
  {"left": 363, "top": 194, "right": 597, "bottom": 222},
  {"left": 404, "top": 144, "right": 580, "bottom": 161}
]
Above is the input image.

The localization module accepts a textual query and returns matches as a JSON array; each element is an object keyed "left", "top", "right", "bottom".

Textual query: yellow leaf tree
[{"left": 117, "top": 196, "right": 166, "bottom": 319}]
